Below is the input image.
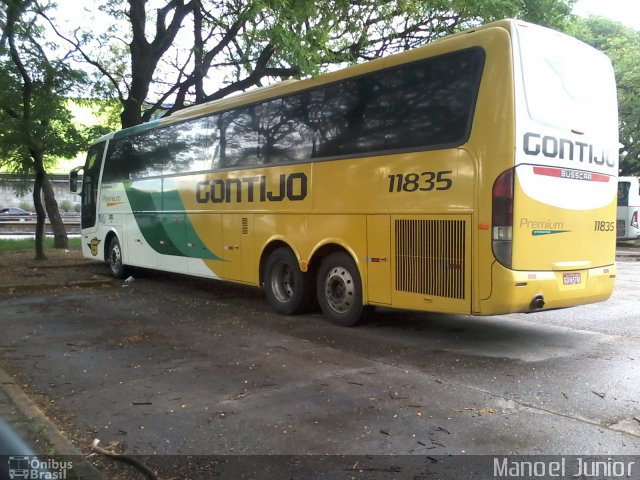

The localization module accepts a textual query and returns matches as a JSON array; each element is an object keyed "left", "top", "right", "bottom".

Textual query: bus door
[
  {"left": 72, "top": 141, "right": 106, "bottom": 260},
  {"left": 366, "top": 215, "right": 391, "bottom": 305},
  {"left": 79, "top": 141, "right": 106, "bottom": 232},
  {"left": 156, "top": 177, "right": 187, "bottom": 271},
  {"left": 115, "top": 174, "right": 160, "bottom": 270},
  {"left": 222, "top": 215, "right": 246, "bottom": 281}
]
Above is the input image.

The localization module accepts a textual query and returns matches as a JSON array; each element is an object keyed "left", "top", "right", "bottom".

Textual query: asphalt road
[{"left": 1, "top": 259, "right": 639, "bottom": 477}]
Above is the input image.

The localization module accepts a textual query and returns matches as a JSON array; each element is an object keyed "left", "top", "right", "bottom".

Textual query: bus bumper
[{"left": 478, "top": 261, "right": 617, "bottom": 315}]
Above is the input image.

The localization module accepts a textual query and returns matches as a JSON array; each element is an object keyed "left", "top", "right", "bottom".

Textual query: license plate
[{"left": 563, "top": 272, "right": 581, "bottom": 285}]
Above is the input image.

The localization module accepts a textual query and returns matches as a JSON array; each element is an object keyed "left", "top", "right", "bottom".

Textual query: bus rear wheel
[
  {"left": 108, "top": 236, "right": 128, "bottom": 279},
  {"left": 317, "top": 252, "right": 369, "bottom": 327},
  {"left": 264, "top": 248, "right": 314, "bottom": 315}
]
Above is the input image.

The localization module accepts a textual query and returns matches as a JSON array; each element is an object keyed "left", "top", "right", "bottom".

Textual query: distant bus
[
  {"left": 617, "top": 176, "right": 640, "bottom": 240},
  {"left": 70, "top": 19, "right": 619, "bottom": 326}
]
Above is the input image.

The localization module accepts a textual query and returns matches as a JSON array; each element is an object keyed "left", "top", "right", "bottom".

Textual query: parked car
[
  {"left": 0, "top": 207, "right": 34, "bottom": 221},
  {"left": 0, "top": 207, "right": 33, "bottom": 215}
]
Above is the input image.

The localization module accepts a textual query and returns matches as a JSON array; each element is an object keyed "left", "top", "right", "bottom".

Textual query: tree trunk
[
  {"left": 42, "top": 174, "right": 68, "bottom": 249},
  {"left": 33, "top": 170, "right": 46, "bottom": 260},
  {"left": 120, "top": 97, "right": 143, "bottom": 128}
]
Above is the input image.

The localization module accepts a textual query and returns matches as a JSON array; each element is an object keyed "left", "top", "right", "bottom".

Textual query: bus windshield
[{"left": 516, "top": 23, "right": 617, "bottom": 136}]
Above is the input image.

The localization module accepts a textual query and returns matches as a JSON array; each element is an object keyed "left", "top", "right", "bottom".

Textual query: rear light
[{"left": 492, "top": 168, "right": 514, "bottom": 269}]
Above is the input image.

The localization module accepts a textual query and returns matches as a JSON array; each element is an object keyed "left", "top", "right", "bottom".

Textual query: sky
[{"left": 573, "top": 0, "right": 640, "bottom": 30}]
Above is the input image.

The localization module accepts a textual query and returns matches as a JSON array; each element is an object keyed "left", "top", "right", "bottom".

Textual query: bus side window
[
  {"left": 164, "top": 117, "right": 211, "bottom": 174},
  {"left": 317, "top": 76, "right": 386, "bottom": 158},
  {"left": 206, "top": 116, "right": 221, "bottom": 171},
  {"left": 618, "top": 182, "right": 630, "bottom": 206},
  {"left": 220, "top": 107, "right": 260, "bottom": 168},
  {"left": 103, "top": 140, "right": 140, "bottom": 182},
  {"left": 261, "top": 96, "right": 315, "bottom": 164},
  {"left": 208, "top": 144, "right": 221, "bottom": 171}
]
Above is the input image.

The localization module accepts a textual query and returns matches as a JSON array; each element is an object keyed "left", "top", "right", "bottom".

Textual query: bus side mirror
[{"left": 69, "top": 167, "right": 83, "bottom": 194}]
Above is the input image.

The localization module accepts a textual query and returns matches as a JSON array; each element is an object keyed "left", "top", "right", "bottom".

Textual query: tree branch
[{"left": 38, "top": 9, "right": 126, "bottom": 102}]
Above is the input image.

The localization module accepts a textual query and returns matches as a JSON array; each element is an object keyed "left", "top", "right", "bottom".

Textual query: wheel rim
[
  {"left": 270, "top": 262, "right": 294, "bottom": 303},
  {"left": 110, "top": 243, "right": 122, "bottom": 274},
  {"left": 324, "top": 266, "right": 355, "bottom": 314}
]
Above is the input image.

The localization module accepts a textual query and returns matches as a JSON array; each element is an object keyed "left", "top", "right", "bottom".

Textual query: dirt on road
[
  {"left": 0, "top": 248, "right": 108, "bottom": 291},
  {"left": 2, "top": 246, "right": 640, "bottom": 479}
]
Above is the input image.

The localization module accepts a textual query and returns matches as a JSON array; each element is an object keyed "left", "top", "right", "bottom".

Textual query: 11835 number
[
  {"left": 594, "top": 221, "right": 615, "bottom": 232},
  {"left": 388, "top": 170, "right": 453, "bottom": 193}
]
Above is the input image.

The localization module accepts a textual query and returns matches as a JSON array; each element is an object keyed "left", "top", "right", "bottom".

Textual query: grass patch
[{"left": 0, "top": 237, "right": 81, "bottom": 254}]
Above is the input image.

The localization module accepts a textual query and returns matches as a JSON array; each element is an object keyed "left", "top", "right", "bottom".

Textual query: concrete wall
[{"left": 0, "top": 174, "right": 80, "bottom": 212}]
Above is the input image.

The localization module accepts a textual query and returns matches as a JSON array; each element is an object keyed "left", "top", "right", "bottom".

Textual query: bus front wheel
[
  {"left": 317, "top": 252, "right": 369, "bottom": 327},
  {"left": 264, "top": 248, "right": 314, "bottom": 315},
  {"left": 108, "top": 236, "right": 128, "bottom": 279}
]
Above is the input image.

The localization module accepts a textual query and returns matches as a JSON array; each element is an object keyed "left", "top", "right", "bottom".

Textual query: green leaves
[
  {"left": 569, "top": 16, "right": 640, "bottom": 175},
  {"left": 0, "top": 0, "right": 89, "bottom": 171},
  {"left": 45, "top": 0, "right": 576, "bottom": 126}
]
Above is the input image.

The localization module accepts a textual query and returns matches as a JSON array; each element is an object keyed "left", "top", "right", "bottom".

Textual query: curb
[
  {"left": 0, "top": 278, "right": 112, "bottom": 295},
  {"left": 616, "top": 252, "right": 640, "bottom": 261},
  {"left": 0, "top": 368, "right": 106, "bottom": 479}
]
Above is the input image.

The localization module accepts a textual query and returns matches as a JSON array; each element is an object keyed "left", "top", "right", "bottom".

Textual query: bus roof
[{"left": 93, "top": 18, "right": 528, "bottom": 145}]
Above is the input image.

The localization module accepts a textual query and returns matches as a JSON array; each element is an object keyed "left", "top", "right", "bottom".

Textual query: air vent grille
[{"left": 395, "top": 219, "right": 466, "bottom": 299}]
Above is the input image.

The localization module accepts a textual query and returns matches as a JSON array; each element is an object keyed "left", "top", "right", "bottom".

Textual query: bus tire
[
  {"left": 317, "top": 252, "right": 369, "bottom": 327},
  {"left": 264, "top": 248, "right": 314, "bottom": 315},
  {"left": 108, "top": 236, "right": 128, "bottom": 279}
]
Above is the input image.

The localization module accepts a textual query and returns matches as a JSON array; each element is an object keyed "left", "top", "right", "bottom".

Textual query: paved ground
[{"left": 0, "top": 245, "right": 639, "bottom": 478}]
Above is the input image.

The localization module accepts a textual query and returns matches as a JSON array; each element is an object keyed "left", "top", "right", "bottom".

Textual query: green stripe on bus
[
  {"left": 531, "top": 230, "right": 572, "bottom": 236},
  {"left": 124, "top": 184, "right": 223, "bottom": 261}
]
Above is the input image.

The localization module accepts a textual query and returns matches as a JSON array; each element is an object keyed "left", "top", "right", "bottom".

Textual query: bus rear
[{"left": 483, "top": 22, "right": 619, "bottom": 314}]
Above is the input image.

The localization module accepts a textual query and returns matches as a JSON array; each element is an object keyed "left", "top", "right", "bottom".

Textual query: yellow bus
[{"left": 70, "top": 19, "right": 619, "bottom": 326}]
